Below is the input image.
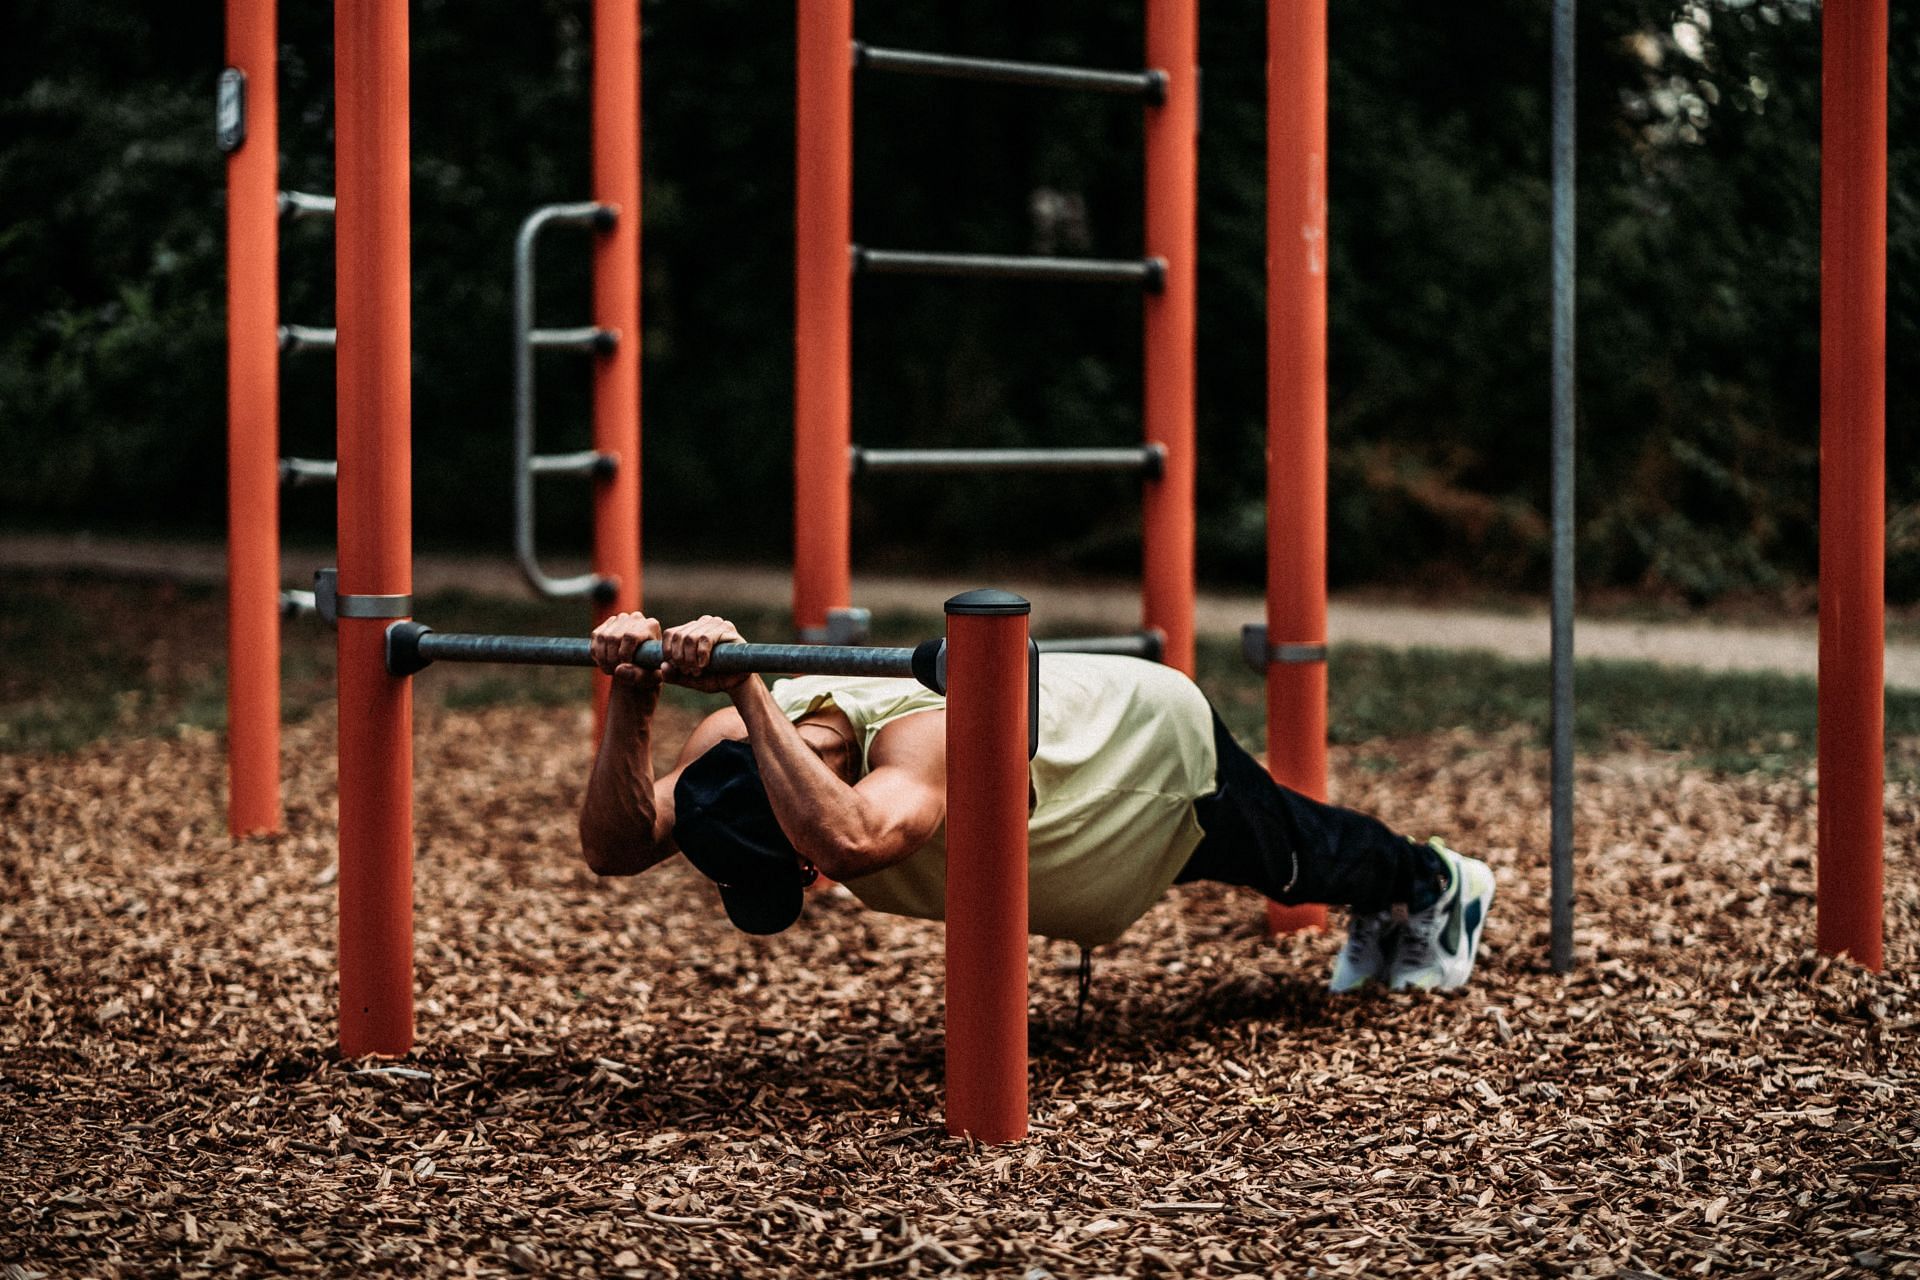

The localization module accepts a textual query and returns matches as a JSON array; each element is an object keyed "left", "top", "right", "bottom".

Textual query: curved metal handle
[{"left": 513, "top": 202, "right": 619, "bottom": 600}]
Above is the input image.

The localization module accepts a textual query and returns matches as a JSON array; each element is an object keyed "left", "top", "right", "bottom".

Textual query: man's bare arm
[
  {"left": 578, "top": 613, "right": 745, "bottom": 877},
  {"left": 604, "top": 612, "right": 944, "bottom": 883},
  {"left": 726, "top": 677, "right": 945, "bottom": 881}
]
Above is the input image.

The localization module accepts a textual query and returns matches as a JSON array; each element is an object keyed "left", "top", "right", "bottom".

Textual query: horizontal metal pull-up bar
[
  {"left": 383, "top": 620, "right": 948, "bottom": 692},
  {"left": 851, "top": 445, "right": 1166, "bottom": 478},
  {"left": 383, "top": 624, "right": 1166, "bottom": 682},
  {"left": 854, "top": 247, "right": 1166, "bottom": 291},
  {"left": 854, "top": 42, "right": 1166, "bottom": 102},
  {"left": 1037, "top": 631, "right": 1164, "bottom": 661}
]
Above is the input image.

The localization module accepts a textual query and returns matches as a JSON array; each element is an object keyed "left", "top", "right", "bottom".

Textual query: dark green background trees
[{"left": 1, "top": 0, "right": 1912, "bottom": 601}]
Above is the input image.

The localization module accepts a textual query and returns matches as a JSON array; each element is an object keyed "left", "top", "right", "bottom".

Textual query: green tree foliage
[{"left": 0, "top": 0, "right": 1912, "bottom": 600}]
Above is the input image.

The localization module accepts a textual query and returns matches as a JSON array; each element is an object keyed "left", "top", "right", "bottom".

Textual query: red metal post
[
  {"left": 943, "top": 589, "right": 1032, "bottom": 1144},
  {"left": 794, "top": 0, "right": 854, "bottom": 640},
  {"left": 593, "top": 0, "right": 643, "bottom": 723},
  {"left": 1142, "top": 0, "right": 1198, "bottom": 677},
  {"left": 224, "top": 0, "right": 282, "bottom": 837},
  {"left": 1264, "top": 0, "right": 1330, "bottom": 935},
  {"left": 335, "top": 0, "right": 416, "bottom": 1056},
  {"left": 1817, "top": 0, "right": 1887, "bottom": 971}
]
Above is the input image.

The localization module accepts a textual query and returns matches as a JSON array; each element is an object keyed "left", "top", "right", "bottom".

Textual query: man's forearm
[{"left": 579, "top": 682, "right": 669, "bottom": 875}]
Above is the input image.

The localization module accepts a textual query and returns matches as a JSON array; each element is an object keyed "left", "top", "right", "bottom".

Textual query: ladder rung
[
  {"left": 851, "top": 445, "right": 1166, "bottom": 478},
  {"left": 278, "top": 190, "right": 336, "bottom": 220},
  {"left": 1036, "top": 632, "right": 1165, "bottom": 662},
  {"left": 529, "top": 326, "right": 617, "bottom": 354},
  {"left": 530, "top": 450, "right": 617, "bottom": 479},
  {"left": 854, "top": 43, "right": 1166, "bottom": 102},
  {"left": 279, "top": 457, "right": 338, "bottom": 488},
  {"left": 280, "top": 589, "right": 318, "bottom": 618},
  {"left": 278, "top": 324, "right": 335, "bottom": 353},
  {"left": 854, "top": 247, "right": 1165, "bottom": 291}
]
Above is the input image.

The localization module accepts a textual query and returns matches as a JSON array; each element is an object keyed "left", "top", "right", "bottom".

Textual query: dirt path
[{"left": 8, "top": 531, "right": 1917, "bottom": 690}]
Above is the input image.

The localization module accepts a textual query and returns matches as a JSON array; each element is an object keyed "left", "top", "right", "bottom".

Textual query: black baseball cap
[{"left": 672, "top": 739, "right": 816, "bottom": 935}]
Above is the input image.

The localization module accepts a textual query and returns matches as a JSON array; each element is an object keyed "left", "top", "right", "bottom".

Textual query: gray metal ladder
[
  {"left": 275, "top": 189, "right": 338, "bottom": 618},
  {"left": 512, "top": 202, "right": 621, "bottom": 600},
  {"left": 837, "top": 39, "right": 1172, "bottom": 660}
]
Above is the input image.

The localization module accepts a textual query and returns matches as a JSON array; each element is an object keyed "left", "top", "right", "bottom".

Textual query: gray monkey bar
[
  {"left": 854, "top": 43, "right": 1166, "bottom": 102},
  {"left": 854, "top": 247, "right": 1165, "bottom": 291},
  {"left": 851, "top": 445, "right": 1166, "bottom": 479}
]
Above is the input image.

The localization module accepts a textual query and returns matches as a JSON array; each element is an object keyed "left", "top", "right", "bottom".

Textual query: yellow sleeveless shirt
[{"left": 768, "top": 654, "right": 1217, "bottom": 946}]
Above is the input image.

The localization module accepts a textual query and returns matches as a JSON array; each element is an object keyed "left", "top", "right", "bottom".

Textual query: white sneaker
[
  {"left": 1329, "top": 907, "right": 1396, "bottom": 993},
  {"left": 1389, "top": 840, "right": 1494, "bottom": 991}
]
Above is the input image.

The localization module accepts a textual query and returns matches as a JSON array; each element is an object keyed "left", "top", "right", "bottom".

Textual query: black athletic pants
[{"left": 1177, "top": 711, "right": 1439, "bottom": 913}]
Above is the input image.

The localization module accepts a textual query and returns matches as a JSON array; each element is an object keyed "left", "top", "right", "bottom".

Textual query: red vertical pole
[
  {"left": 593, "top": 0, "right": 642, "bottom": 724},
  {"left": 1142, "top": 0, "right": 1198, "bottom": 677},
  {"left": 335, "top": 0, "right": 415, "bottom": 1056},
  {"left": 1265, "top": 0, "right": 1330, "bottom": 935},
  {"left": 794, "top": 0, "right": 854, "bottom": 641},
  {"left": 1817, "top": 0, "right": 1886, "bottom": 971},
  {"left": 944, "top": 589, "right": 1031, "bottom": 1144},
  {"left": 224, "top": 0, "right": 282, "bottom": 837}
]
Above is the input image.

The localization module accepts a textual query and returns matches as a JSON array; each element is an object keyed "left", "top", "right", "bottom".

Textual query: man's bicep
[{"left": 851, "top": 766, "right": 947, "bottom": 868}]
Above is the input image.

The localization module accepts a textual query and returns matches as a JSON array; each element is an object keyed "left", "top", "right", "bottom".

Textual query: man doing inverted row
[{"left": 579, "top": 612, "right": 1496, "bottom": 992}]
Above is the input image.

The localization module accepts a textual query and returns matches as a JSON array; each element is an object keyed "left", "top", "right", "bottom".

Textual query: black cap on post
[{"left": 945, "top": 589, "right": 1031, "bottom": 617}]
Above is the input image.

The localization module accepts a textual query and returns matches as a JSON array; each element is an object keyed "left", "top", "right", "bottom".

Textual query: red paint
[
  {"left": 225, "top": 0, "right": 283, "bottom": 837},
  {"left": 1143, "top": 0, "right": 1198, "bottom": 677},
  {"left": 793, "top": 0, "right": 854, "bottom": 639},
  {"left": 335, "top": 0, "right": 415, "bottom": 1056},
  {"left": 593, "top": 0, "right": 643, "bottom": 726},
  {"left": 1264, "top": 0, "right": 1330, "bottom": 935},
  {"left": 1817, "top": 0, "right": 1887, "bottom": 971},
  {"left": 943, "top": 603, "right": 1031, "bottom": 1143}
]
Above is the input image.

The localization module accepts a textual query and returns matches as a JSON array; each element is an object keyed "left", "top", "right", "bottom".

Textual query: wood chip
[{"left": 3, "top": 700, "right": 1915, "bottom": 1275}]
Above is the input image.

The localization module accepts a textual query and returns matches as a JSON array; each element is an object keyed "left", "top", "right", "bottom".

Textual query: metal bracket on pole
[
  {"left": 513, "top": 201, "right": 621, "bottom": 601},
  {"left": 1239, "top": 624, "right": 1328, "bottom": 674},
  {"left": 313, "top": 568, "right": 412, "bottom": 627},
  {"left": 216, "top": 68, "right": 246, "bottom": 153},
  {"left": 800, "top": 606, "right": 873, "bottom": 646},
  {"left": 1026, "top": 637, "right": 1040, "bottom": 758}
]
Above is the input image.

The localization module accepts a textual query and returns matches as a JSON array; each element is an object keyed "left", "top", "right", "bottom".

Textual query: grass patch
[
  {"left": 2, "top": 569, "right": 1914, "bottom": 779},
  {"left": 1201, "top": 636, "right": 1919, "bottom": 778}
]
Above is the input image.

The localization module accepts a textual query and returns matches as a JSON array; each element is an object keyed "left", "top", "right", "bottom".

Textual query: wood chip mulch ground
[{"left": 3, "top": 703, "right": 1917, "bottom": 1278}]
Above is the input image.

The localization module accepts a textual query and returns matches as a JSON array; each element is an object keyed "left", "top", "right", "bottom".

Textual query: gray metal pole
[{"left": 1550, "top": 0, "right": 1577, "bottom": 973}]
